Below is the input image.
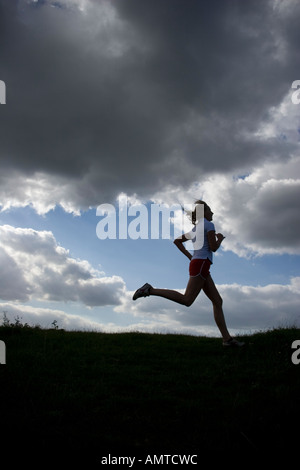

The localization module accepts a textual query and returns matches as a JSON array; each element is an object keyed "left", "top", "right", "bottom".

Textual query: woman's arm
[
  {"left": 173, "top": 235, "right": 192, "bottom": 260},
  {"left": 207, "top": 230, "right": 225, "bottom": 252}
]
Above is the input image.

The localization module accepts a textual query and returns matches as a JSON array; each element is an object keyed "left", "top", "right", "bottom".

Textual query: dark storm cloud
[{"left": 0, "top": 0, "right": 300, "bottom": 206}]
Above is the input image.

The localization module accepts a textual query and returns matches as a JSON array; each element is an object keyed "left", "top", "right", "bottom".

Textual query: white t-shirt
[{"left": 186, "top": 218, "right": 215, "bottom": 263}]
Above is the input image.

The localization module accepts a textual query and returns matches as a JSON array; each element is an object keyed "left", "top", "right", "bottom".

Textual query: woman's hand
[
  {"left": 207, "top": 231, "right": 225, "bottom": 252},
  {"left": 216, "top": 233, "right": 225, "bottom": 243},
  {"left": 174, "top": 235, "right": 192, "bottom": 260}
]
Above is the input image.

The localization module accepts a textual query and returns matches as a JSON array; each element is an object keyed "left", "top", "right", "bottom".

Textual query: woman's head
[{"left": 191, "top": 200, "right": 213, "bottom": 224}]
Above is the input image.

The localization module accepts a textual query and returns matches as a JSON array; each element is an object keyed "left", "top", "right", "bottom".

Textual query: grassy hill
[{"left": 0, "top": 322, "right": 299, "bottom": 463}]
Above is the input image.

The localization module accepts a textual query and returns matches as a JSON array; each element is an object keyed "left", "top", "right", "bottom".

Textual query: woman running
[{"left": 132, "top": 200, "right": 244, "bottom": 347}]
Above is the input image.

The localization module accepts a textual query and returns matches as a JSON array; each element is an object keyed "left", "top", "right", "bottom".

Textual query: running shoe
[
  {"left": 223, "top": 338, "right": 245, "bottom": 347},
  {"left": 132, "top": 283, "right": 152, "bottom": 300}
]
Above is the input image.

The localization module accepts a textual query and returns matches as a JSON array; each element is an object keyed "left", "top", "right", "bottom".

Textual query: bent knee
[{"left": 184, "top": 297, "right": 195, "bottom": 307}]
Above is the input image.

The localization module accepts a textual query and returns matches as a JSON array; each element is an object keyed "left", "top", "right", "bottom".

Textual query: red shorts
[{"left": 189, "top": 258, "right": 212, "bottom": 280}]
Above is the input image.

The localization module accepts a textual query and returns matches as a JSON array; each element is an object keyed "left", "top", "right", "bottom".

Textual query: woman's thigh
[
  {"left": 184, "top": 275, "right": 205, "bottom": 304},
  {"left": 203, "top": 274, "right": 222, "bottom": 305}
]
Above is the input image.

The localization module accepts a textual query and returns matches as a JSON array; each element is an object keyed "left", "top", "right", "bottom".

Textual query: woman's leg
[
  {"left": 203, "top": 275, "right": 231, "bottom": 341},
  {"left": 150, "top": 276, "right": 205, "bottom": 307}
]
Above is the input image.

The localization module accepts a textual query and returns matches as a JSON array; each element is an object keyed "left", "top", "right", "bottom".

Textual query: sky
[{"left": 0, "top": 0, "right": 300, "bottom": 337}]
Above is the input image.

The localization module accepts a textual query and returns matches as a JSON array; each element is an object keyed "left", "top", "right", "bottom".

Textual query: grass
[{"left": 0, "top": 321, "right": 299, "bottom": 463}]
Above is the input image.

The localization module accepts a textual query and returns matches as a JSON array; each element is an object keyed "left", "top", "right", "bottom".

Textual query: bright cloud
[
  {"left": 200, "top": 157, "right": 300, "bottom": 257},
  {"left": 0, "top": 225, "right": 125, "bottom": 307}
]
